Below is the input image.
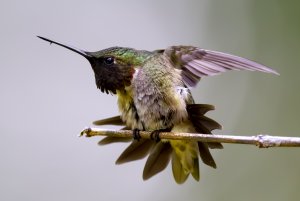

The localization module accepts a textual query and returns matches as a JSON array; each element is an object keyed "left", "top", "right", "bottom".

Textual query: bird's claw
[
  {"left": 150, "top": 130, "right": 161, "bottom": 142},
  {"left": 133, "top": 129, "right": 141, "bottom": 141}
]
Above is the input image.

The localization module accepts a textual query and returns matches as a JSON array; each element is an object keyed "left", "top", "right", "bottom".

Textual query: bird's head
[{"left": 38, "top": 36, "right": 147, "bottom": 94}]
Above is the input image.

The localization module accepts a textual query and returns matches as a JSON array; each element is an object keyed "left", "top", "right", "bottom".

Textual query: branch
[{"left": 80, "top": 127, "right": 300, "bottom": 148}]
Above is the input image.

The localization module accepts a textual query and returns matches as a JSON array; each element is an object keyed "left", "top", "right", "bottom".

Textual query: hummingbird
[{"left": 38, "top": 36, "right": 278, "bottom": 184}]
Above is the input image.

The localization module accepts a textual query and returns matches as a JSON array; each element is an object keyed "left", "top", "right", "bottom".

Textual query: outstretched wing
[{"left": 163, "top": 46, "right": 279, "bottom": 87}]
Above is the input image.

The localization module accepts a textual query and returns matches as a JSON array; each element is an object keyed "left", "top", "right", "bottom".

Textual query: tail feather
[
  {"left": 143, "top": 142, "right": 172, "bottom": 180},
  {"left": 188, "top": 104, "right": 222, "bottom": 169},
  {"left": 188, "top": 104, "right": 223, "bottom": 149},
  {"left": 170, "top": 124, "right": 201, "bottom": 184},
  {"left": 98, "top": 136, "right": 132, "bottom": 145},
  {"left": 171, "top": 151, "right": 189, "bottom": 184},
  {"left": 188, "top": 105, "right": 222, "bottom": 131},
  {"left": 196, "top": 116, "right": 222, "bottom": 131},
  {"left": 207, "top": 141, "right": 223, "bottom": 149},
  {"left": 193, "top": 117, "right": 223, "bottom": 149},
  {"left": 93, "top": 115, "right": 123, "bottom": 126},
  {"left": 198, "top": 142, "right": 217, "bottom": 168},
  {"left": 116, "top": 139, "right": 155, "bottom": 164},
  {"left": 93, "top": 103, "right": 222, "bottom": 183},
  {"left": 98, "top": 126, "right": 131, "bottom": 145},
  {"left": 191, "top": 157, "right": 200, "bottom": 181},
  {"left": 186, "top": 104, "right": 215, "bottom": 115}
]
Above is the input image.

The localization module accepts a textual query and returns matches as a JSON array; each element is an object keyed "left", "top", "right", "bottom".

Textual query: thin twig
[{"left": 80, "top": 127, "right": 300, "bottom": 148}]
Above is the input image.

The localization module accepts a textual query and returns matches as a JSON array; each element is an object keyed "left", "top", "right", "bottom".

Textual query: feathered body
[
  {"left": 116, "top": 53, "right": 203, "bottom": 183},
  {"left": 38, "top": 36, "right": 278, "bottom": 184},
  {"left": 118, "top": 54, "right": 188, "bottom": 131}
]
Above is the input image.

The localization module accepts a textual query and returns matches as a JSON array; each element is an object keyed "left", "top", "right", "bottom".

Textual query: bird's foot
[
  {"left": 150, "top": 128, "right": 170, "bottom": 142},
  {"left": 133, "top": 128, "right": 141, "bottom": 141}
]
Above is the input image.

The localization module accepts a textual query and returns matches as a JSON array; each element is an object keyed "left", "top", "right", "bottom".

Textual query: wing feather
[{"left": 163, "top": 46, "right": 279, "bottom": 87}]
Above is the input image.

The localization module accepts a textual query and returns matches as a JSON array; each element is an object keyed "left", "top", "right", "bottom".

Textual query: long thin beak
[{"left": 37, "top": 36, "right": 93, "bottom": 61}]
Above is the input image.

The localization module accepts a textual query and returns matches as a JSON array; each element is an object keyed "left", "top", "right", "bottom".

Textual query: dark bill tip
[{"left": 37, "top": 35, "right": 92, "bottom": 60}]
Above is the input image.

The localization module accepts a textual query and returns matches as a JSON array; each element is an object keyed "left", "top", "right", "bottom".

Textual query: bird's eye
[{"left": 104, "top": 57, "right": 114, "bottom": 65}]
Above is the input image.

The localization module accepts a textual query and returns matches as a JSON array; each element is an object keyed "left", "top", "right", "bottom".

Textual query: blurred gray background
[{"left": 1, "top": 0, "right": 300, "bottom": 201}]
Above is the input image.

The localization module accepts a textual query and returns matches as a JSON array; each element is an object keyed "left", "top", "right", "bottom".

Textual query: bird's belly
[
  {"left": 117, "top": 91, "right": 188, "bottom": 131},
  {"left": 134, "top": 95, "right": 188, "bottom": 131},
  {"left": 116, "top": 90, "right": 144, "bottom": 130}
]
